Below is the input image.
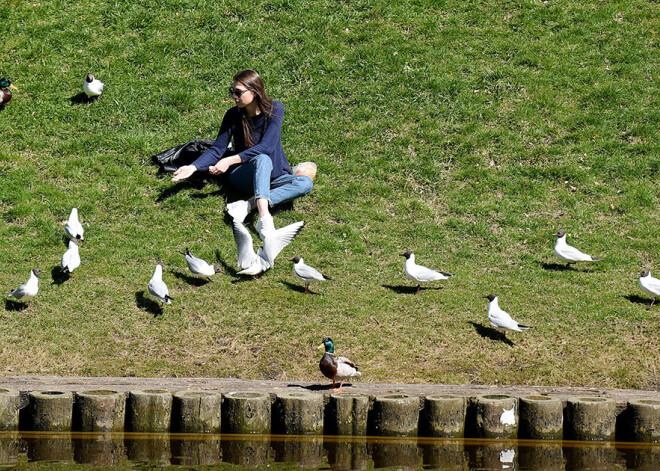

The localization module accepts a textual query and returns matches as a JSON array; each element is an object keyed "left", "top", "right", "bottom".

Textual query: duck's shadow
[
  {"left": 172, "top": 270, "right": 210, "bottom": 288},
  {"left": 4, "top": 299, "right": 24, "bottom": 312},
  {"left": 468, "top": 321, "right": 514, "bottom": 347},
  {"left": 135, "top": 291, "right": 163, "bottom": 317},
  {"left": 381, "top": 284, "right": 442, "bottom": 294},
  {"left": 280, "top": 280, "right": 317, "bottom": 295},
  {"left": 287, "top": 383, "right": 352, "bottom": 391},
  {"left": 50, "top": 265, "right": 69, "bottom": 285}
]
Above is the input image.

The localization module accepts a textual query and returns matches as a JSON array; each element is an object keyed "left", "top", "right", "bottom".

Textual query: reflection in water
[
  {"left": 124, "top": 433, "right": 171, "bottom": 465},
  {"left": 221, "top": 434, "right": 270, "bottom": 467},
  {"left": 325, "top": 439, "right": 369, "bottom": 471},
  {"left": 73, "top": 434, "right": 124, "bottom": 467},
  {"left": 0, "top": 431, "right": 657, "bottom": 469},
  {"left": 171, "top": 435, "right": 220, "bottom": 466},
  {"left": 272, "top": 435, "right": 324, "bottom": 468}
]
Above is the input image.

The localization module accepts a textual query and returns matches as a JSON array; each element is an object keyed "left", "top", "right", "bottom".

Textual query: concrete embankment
[{"left": 0, "top": 377, "right": 658, "bottom": 441}]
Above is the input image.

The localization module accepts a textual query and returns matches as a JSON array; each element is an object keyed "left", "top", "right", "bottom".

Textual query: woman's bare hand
[{"left": 171, "top": 165, "right": 197, "bottom": 182}]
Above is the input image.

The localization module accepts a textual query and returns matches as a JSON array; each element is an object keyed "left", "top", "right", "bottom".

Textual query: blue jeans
[{"left": 227, "top": 154, "right": 313, "bottom": 207}]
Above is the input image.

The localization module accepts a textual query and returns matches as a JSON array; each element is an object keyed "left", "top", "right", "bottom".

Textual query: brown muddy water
[{"left": 0, "top": 432, "right": 658, "bottom": 470}]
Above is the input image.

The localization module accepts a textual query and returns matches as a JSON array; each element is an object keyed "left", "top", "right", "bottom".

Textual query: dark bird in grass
[
  {"left": 318, "top": 337, "right": 361, "bottom": 392},
  {"left": 290, "top": 256, "right": 332, "bottom": 293},
  {"left": 178, "top": 248, "right": 224, "bottom": 282},
  {"left": 82, "top": 73, "right": 103, "bottom": 107},
  {"left": 0, "top": 78, "right": 18, "bottom": 106},
  {"left": 9, "top": 269, "right": 45, "bottom": 314}
]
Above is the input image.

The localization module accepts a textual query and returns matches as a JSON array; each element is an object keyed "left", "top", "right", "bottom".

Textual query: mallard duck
[
  {"left": 318, "top": 337, "right": 361, "bottom": 392},
  {"left": 0, "top": 78, "right": 18, "bottom": 105},
  {"left": 82, "top": 73, "right": 104, "bottom": 106}
]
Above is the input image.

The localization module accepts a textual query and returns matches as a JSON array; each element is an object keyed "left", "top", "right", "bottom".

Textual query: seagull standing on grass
[
  {"left": 60, "top": 239, "right": 81, "bottom": 275},
  {"left": 232, "top": 220, "right": 304, "bottom": 277},
  {"left": 401, "top": 250, "right": 454, "bottom": 294},
  {"left": 178, "top": 248, "right": 224, "bottom": 281},
  {"left": 553, "top": 230, "right": 603, "bottom": 267},
  {"left": 148, "top": 262, "right": 172, "bottom": 305},
  {"left": 9, "top": 269, "right": 45, "bottom": 314},
  {"left": 484, "top": 294, "right": 532, "bottom": 333},
  {"left": 639, "top": 270, "right": 660, "bottom": 310},
  {"left": 290, "top": 256, "right": 332, "bottom": 293},
  {"left": 64, "top": 207, "right": 84, "bottom": 243},
  {"left": 82, "top": 73, "right": 103, "bottom": 106}
]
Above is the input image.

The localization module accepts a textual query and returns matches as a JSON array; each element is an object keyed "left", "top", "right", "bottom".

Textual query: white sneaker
[
  {"left": 256, "top": 215, "right": 275, "bottom": 241},
  {"left": 227, "top": 200, "right": 250, "bottom": 222}
]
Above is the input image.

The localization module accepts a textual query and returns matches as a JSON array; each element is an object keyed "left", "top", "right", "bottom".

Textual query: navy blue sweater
[{"left": 191, "top": 100, "right": 292, "bottom": 180}]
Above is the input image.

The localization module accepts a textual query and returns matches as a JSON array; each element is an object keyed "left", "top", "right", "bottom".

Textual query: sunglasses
[{"left": 228, "top": 87, "right": 251, "bottom": 97}]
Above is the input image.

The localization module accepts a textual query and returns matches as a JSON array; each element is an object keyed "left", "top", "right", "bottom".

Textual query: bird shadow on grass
[
  {"left": 69, "top": 92, "right": 89, "bottom": 106},
  {"left": 622, "top": 294, "right": 651, "bottom": 307},
  {"left": 172, "top": 270, "right": 210, "bottom": 288},
  {"left": 381, "top": 284, "right": 442, "bottom": 294},
  {"left": 540, "top": 262, "right": 573, "bottom": 272},
  {"left": 287, "top": 383, "right": 348, "bottom": 391},
  {"left": 468, "top": 322, "right": 514, "bottom": 347},
  {"left": 135, "top": 291, "right": 163, "bottom": 317},
  {"left": 50, "top": 265, "right": 69, "bottom": 285},
  {"left": 4, "top": 300, "right": 23, "bottom": 313},
  {"left": 214, "top": 252, "right": 237, "bottom": 276},
  {"left": 280, "top": 280, "right": 317, "bottom": 295}
]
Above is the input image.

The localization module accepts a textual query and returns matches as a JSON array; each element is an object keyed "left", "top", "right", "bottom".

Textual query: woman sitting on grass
[{"left": 172, "top": 69, "right": 313, "bottom": 238}]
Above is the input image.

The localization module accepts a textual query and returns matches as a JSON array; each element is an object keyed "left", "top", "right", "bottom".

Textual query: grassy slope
[{"left": 0, "top": 0, "right": 658, "bottom": 388}]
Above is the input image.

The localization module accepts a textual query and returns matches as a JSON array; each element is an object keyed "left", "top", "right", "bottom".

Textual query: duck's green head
[
  {"left": 0, "top": 78, "right": 16, "bottom": 91},
  {"left": 318, "top": 337, "right": 334, "bottom": 353}
]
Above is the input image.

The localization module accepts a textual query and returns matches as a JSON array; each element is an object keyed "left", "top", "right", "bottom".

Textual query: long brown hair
[{"left": 233, "top": 69, "right": 273, "bottom": 148}]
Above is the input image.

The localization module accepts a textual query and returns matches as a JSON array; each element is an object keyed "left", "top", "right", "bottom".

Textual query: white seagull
[
  {"left": 60, "top": 239, "right": 81, "bottom": 275},
  {"left": 290, "top": 256, "right": 332, "bottom": 294},
  {"left": 64, "top": 207, "right": 84, "bottom": 242},
  {"left": 82, "top": 73, "right": 103, "bottom": 106},
  {"left": 639, "top": 270, "right": 660, "bottom": 310},
  {"left": 9, "top": 268, "right": 45, "bottom": 314},
  {"left": 484, "top": 294, "right": 532, "bottom": 333},
  {"left": 232, "top": 220, "right": 304, "bottom": 277},
  {"left": 553, "top": 230, "right": 603, "bottom": 267},
  {"left": 401, "top": 250, "right": 454, "bottom": 294},
  {"left": 148, "top": 262, "right": 172, "bottom": 305},
  {"left": 178, "top": 248, "right": 224, "bottom": 281}
]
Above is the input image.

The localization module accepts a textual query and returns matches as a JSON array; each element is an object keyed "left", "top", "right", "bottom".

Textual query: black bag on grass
[{"left": 152, "top": 139, "right": 218, "bottom": 173}]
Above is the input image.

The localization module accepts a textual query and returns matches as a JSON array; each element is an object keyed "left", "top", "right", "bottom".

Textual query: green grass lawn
[{"left": 1, "top": 0, "right": 658, "bottom": 389}]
